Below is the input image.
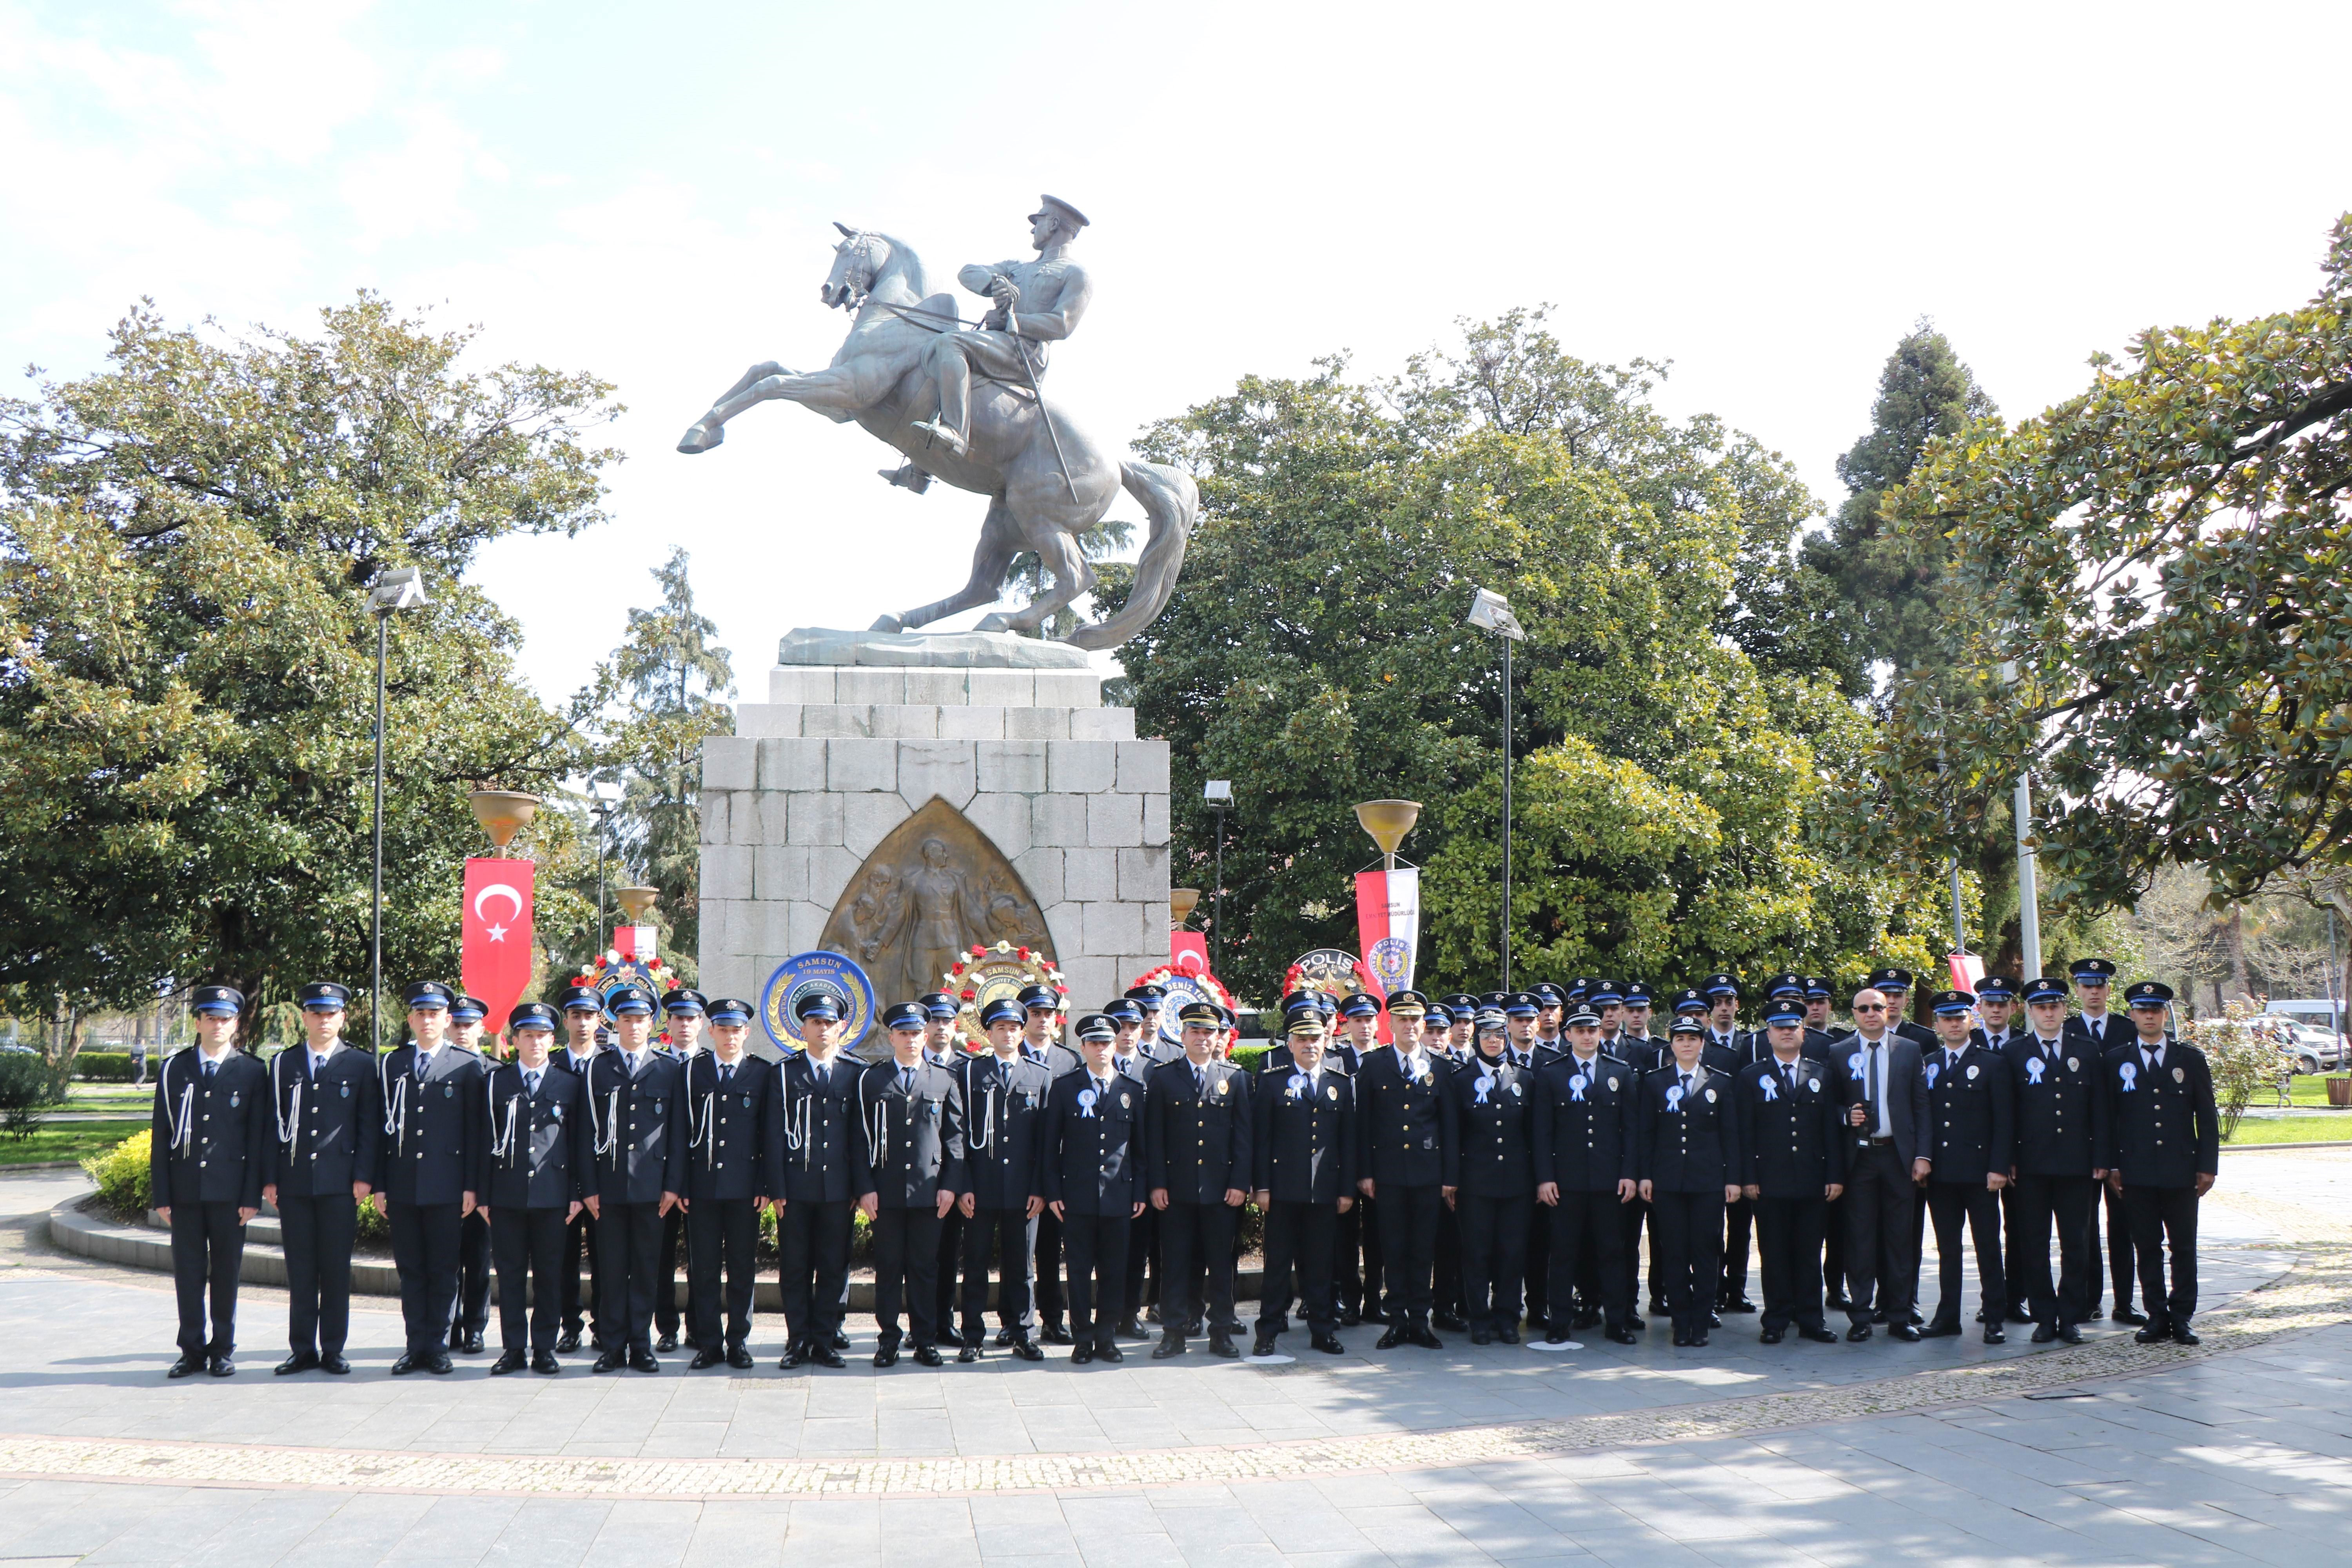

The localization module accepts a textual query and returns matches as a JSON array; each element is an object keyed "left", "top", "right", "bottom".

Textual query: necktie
[
  {"left": 1783, "top": 1062, "right": 1797, "bottom": 1093},
  {"left": 721, "top": 1063, "right": 733, "bottom": 1085},
  {"left": 525, "top": 1069, "right": 541, "bottom": 1096},
  {"left": 1867, "top": 1044, "right": 1880, "bottom": 1125},
  {"left": 898, "top": 1067, "right": 913, "bottom": 1094},
  {"left": 2046, "top": 1040, "right": 2058, "bottom": 1062},
  {"left": 814, "top": 1063, "right": 828, "bottom": 1087},
  {"left": 1093, "top": 1074, "right": 1110, "bottom": 1100},
  {"left": 310, "top": 1053, "right": 324, "bottom": 1081},
  {"left": 1194, "top": 1065, "right": 1206, "bottom": 1097},
  {"left": 1680, "top": 1072, "right": 1692, "bottom": 1097},
  {"left": 415, "top": 1051, "right": 428, "bottom": 1080},
  {"left": 203, "top": 1058, "right": 216, "bottom": 1080}
]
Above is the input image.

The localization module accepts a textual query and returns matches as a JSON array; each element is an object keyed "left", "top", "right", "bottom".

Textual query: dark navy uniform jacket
[
  {"left": 1923, "top": 1041, "right": 2015, "bottom": 1183},
  {"left": 852, "top": 1058, "right": 966, "bottom": 1208},
  {"left": 2002, "top": 1034, "right": 2106, "bottom": 1177},
  {"left": 1252, "top": 1063, "right": 1354, "bottom": 1204},
  {"left": 1020, "top": 1040, "right": 1083, "bottom": 1078},
  {"left": 682, "top": 1053, "right": 777, "bottom": 1203},
  {"left": 2100, "top": 1035, "right": 2220, "bottom": 1189},
  {"left": 1145, "top": 1056, "right": 1253, "bottom": 1201},
  {"left": 150, "top": 1047, "right": 273, "bottom": 1209},
  {"left": 1734, "top": 1055, "right": 1847, "bottom": 1198},
  {"left": 1041, "top": 1068, "right": 1146, "bottom": 1217},
  {"left": 476, "top": 1060, "right": 590, "bottom": 1210},
  {"left": 267, "top": 1044, "right": 381, "bottom": 1199},
  {"left": 1531, "top": 1051, "right": 1637, "bottom": 1193},
  {"left": 1633, "top": 1063, "right": 1742, "bottom": 1193},
  {"left": 1602, "top": 1033, "right": 1665, "bottom": 1074},
  {"left": 582, "top": 1048, "right": 688, "bottom": 1204},
  {"left": 956, "top": 1053, "right": 1054, "bottom": 1210},
  {"left": 770, "top": 1051, "right": 859, "bottom": 1204},
  {"left": 1354, "top": 1047, "right": 1446, "bottom": 1188},
  {"left": 1439, "top": 1053, "right": 1534, "bottom": 1198},
  {"left": 1265, "top": 1040, "right": 1363, "bottom": 1077},
  {"left": 374, "top": 1042, "right": 487, "bottom": 1206}
]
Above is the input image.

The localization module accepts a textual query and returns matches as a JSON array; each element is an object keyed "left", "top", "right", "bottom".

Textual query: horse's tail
[{"left": 1068, "top": 460, "right": 1199, "bottom": 652}]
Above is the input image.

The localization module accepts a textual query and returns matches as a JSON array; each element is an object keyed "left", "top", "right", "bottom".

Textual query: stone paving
[{"left": 0, "top": 1154, "right": 2347, "bottom": 1563}]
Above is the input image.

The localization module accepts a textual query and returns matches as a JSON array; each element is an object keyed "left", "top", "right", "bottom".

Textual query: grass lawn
[
  {"left": 2223, "top": 1114, "right": 2352, "bottom": 1147},
  {"left": 0, "top": 1119, "right": 139, "bottom": 1166},
  {"left": 2277, "top": 1075, "right": 2352, "bottom": 1109}
]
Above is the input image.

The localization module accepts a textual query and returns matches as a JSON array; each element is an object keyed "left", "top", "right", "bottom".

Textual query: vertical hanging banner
[
  {"left": 462, "top": 858, "right": 536, "bottom": 1042},
  {"left": 1170, "top": 929, "right": 1209, "bottom": 976},
  {"left": 1948, "top": 951, "right": 1986, "bottom": 994},
  {"left": 1354, "top": 866, "right": 1420, "bottom": 1045},
  {"left": 613, "top": 924, "right": 658, "bottom": 961}
]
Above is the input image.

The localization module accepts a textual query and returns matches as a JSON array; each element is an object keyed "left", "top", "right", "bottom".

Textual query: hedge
[{"left": 71, "top": 1052, "right": 143, "bottom": 1083}]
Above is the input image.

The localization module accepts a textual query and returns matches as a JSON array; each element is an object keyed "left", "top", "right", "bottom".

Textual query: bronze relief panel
[{"left": 819, "top": 795, "right": 1055, "bottom": 1003}]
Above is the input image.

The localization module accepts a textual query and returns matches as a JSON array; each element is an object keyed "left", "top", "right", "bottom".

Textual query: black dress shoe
[
  {"left": 1691, "top": 1330, "right": 1710, "bottom": 1348},
  {"left": 424, "top": 1352, "right": 455, "bottom": 1375},
  {"left": 2056, "top": 1324, "right": 2084, "bottom": 1345},
  {"left": 1907, "top": 1309, "right": 1925, "bottom": 1326},
  {"left": 2007, "top": 1305, "right": 2036, "bottom": 1325},
  {"left": 656, "top": 1332, "right": 679, "bottom": 1354},
  {"left": 995, "top": 1328, "right": 1015, "bottom": 1347},
  {"left": 490, "top": 1348, "right": 528, "bottom": 1375},
  {"left": 1846, "top": 1324, "right": 1872, "bottom": 1342},
  {"left": 1496, "top": 1324, "right": 1519, "bottom": 1345},
  {"left": 629, "top": 1348, "right": 661, "bottom": 1373},
  {"left": 532, "top": 1350, "right": 562, "bottom": 1374},
  {"left": 690, "top": 1347, "right": 726, "bottom": 1370},
  {"left": 1573, "top": 1307, "right": 1602, "bottom": 1329},
  {"left": 873, "top": 1345, "right": 900, "bottom": 1368},
  {"left": 1152, "top": 1335, "right": 1186, "bottom": 1359},
  {"left": 200, "top": 1352, "right": 232, "bottom": 1377},
  {"left": 808, "top": 1344, "right": 846, "bottom": 1369},
  {"left": 2031, "top": 1324, "right": 2058, "bottom": 1343},
  {"left": 1114, "top": 1318, "right": 1149, "bottom": 1341},
  {"left": 958, "top": 1344, "right": 982, "bottom": 1363},
  {"left": 1889, "top": 1324, "right": 1922, "bottom": 1342},
  {"left": 1708, "top": 1311, "right": 1723, "bottom": 1328},
  {"left": 1983, "top": 1325, "right": 2006, "bottom": 1345},
  {"left": 1871, "top": 1307, "right": 1888, "bottom": 1324},
  {"left": 168, "top": 1352, "right": 204, "bottom": 1379},
  {"left": 2112, "top": 1307, "right": 2149, "bottom": 1327},
  {"left": 1919, "top": 1322, "right": 1962, "bottom": 1338},
  {"left": 555, "top": 1330, "right": 582, "bottom": 1354},
  {"left": 937, "top": 1326, "right": 964, "bottom": 1349},
  {"left": 1311, "top": 1332, "right": 1346, "bottom": 1355},
  {"left": 1826, "top": 1293, "right": 1853, "bottom": 1311},
  {"left": 1759, "top": 1327, "right": 1784, "bottom": 1345},
  {"left": 1470, "top": 1327, "right": 1493, "bottom": 1346},
  {"left": 1409, "top": 1324, "right": 1444, "bottom": 1349},
  {"left": 275, "top": 1351, "right": 319, "bottom": 1376},
  {"left": 1605, "top": 1327, "right": 1638, "bottom": 1345},
  {"left": 1376, "top": 1327, "right": 1405, "bottom": 1349},
  {"left": 780, "top": 1345, "right": 808, "bottom": 1370},
  {"left": 1011, "top": 1339, "right": 1044, "bottom": 1362},
  {"left": 1722, "top": 1297, "right": 1758, "bottom": 1314},
  {"left": 1799, "top": 1325, "right": 1840, "bottom": 1344},
  {"left": 1433, "top": 1312, "right": 1469, "bottom": 1333},
  {"left": 1210, "top": 1334, "right": 1240, "bottom": 1359},
  {"left": 390, "top": 1352, "right": 420, "bottom": 1376},
  {"left": 1648, "top": 1298, "right": 1670, "bottom": 1316},
  {"left": 320, "top": 1353, "right": 351, "bottom": 1375},
  {"left": 462, "top": 1329, "right": 486, "bottom": 1354},
  {"left": 1671, "top": 1328, "right": 1691, "bottom": 1347},
  {"left": 728, "top": 1344, "right": 754, "bottom": 1370},
  {"left": 2171, "top": 1325, "right": 2200, "bottom": 1346},
  {"left": 1038, "top": 1321, "right": 1073, "bottom": 1346},
  {"left": 1095, "top": 1342, "right": 1124, "bottom": 1364},
  {"left": 830, "top": 1330, "right": 851, "bottom": 1349},
  {"left": 593, "top": 1348, "right": 628, "bottom": 1373},
  {"left": 1252, "top": 1336, "right": 1278, "bottom": 1358},
  {"left": 1339, "top": 1308, "right": 1363, "bottom": 1327},
  {"left": 1071, "top": 1341, "right": 1095, "bottom": 1365},
  {"left": 912, "top": 1345, "right": 944, "bottom": 1367},
  {"left": 1626, "top": 1314, "right": 1647, "bottom": 1332}
]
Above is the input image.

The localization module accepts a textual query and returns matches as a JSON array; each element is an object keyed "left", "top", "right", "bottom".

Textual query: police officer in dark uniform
[
  {"left": 678, "top": 996, "right": 773, "bottom": 1370},
  {"left": 1441, "top": 1003, "right": 1534, "bottom": 1344},
  {"left": 955, "top": 996, "right": 1053, "bottom": 1361},
  {"left": 1695, "top": 973, "right": 1760, "bottom": 1318},
  {"left": 650, "top": 987, "right": 707, "bottom": 1353},
  {"left": 773, "top": 990, "right": 859, "bottom": 1368},
  {"left": 1146, "top": 1000, "right": 1252, "bottom": 1359},
  {"left": 2066, "top": 956, "right": 2143, "bottom": 1325},
  {"left": 375, "top": 980, "right": 487, "bottom": 1376},
  {"left": 1015, "top": 984, "right": 1080, "bottom": 1343},
  {"left": 1102, "top": 1000, "right": 1161, "bottom": 1339},
  {"left": 1044, "top": 1013, "right": 1148, "bottom": 1362},
  {"left": 914, "top": 991, "right": 973, "bottom": 1344},
  {"left": 477, "top": 1002, "right": 590, "bottom": 1374},
  {"left": 1533, "top": 1003, "right": 1639, "bottom": 1344},
  {"left": 550, "top": 986, "right": 604, "bottom": 1353},
  {"left": 1125, "top": 984, "right": 1174, "bottom": 1061},
  {"left": 1636, "top": 1016, "right": 1743, "bottom": 1347},
  {"left": 1806, "top": 975, "right": 1850, "bottom": 1308},
  {"left": 2104, "top": 981, "right": 2220, "bottom": 1345},
  {"left": 855, "top": 1002, "right": 967, "bottom": 1367},
  {"left": 1867, "top": 967, "right": 1940, "bottom": 1049},
  {"left": 1920, "top": 990, "right": 2014, "bottom": 1343},
  {"left": 2004, "top": 975, "right": 2107, "bottom": 1343},
  {"left": 583, "top": 984, "right": 687, "bottom": 1372},
  {"left": 1356, "top": 995, "right": 1446, "bottom": 1349},
  {"left": 265, "top": 981, "right": 379, "bottom": 1376},
  {"left": 152, "top": 985, "right": 271, "bottom": 1378},
  {"left": 1251, "top": 1006, "right": 1355, "bottom": 1356},
  {"left": 1735, "top": 999, "right": 1846, "bottom": 1344},
  {"left": 444, "top": 993, "right": 497, "bottom": 1355}
]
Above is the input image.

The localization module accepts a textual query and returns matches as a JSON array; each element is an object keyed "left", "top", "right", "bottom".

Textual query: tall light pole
[
  {"left": 1204, "top": 779, "right": 1233, "bottom": 975},
  {"left": 366, "top": 566, "right": 429, "bottom": 1054},
  {"left": 1467, "top": 588, "right": 1525, "bottom": 989},
  {"left": 590, "top": 784, "right": 622, "bottom": 956}
]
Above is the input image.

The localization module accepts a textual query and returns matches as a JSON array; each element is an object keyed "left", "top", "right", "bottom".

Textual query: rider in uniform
[{"left": 906, "top": 196, "right": 1096, "bottom": 464}]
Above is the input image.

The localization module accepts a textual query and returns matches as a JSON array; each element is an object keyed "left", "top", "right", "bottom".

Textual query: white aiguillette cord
[
  {"left": 272, "top": 1051, "right": 303, "bottom": 1148},
  {"left": 487, "top": 1074, "right": 522, "bottom": 1166},
  {"left": 163, "top": 1053, "right": 197, "bottom": 1154},
  {"left": 378, "top": 1050, "right": 409, "bottom": 1158},
  {"left": 688, "top": 1058, "right": 717, "bottom": 1169}
]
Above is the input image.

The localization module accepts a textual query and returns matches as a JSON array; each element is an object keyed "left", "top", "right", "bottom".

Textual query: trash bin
[{"left": 2328, "top": 1077, "right": 2352, "bottom": 1108}]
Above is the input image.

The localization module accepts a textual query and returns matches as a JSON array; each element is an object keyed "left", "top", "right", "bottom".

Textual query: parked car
[
  {"left": 2282, "top": 1024, "right": 2347, "bottom": 1075},
  {"left": 2263, "top": 1002, "right": 2348, "bottom": 1073}
]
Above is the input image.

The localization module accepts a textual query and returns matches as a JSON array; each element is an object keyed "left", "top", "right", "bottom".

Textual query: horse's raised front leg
[
  {"left": 680, "top": 364, "right": 871, "bottom": 454},
  {"left": 874, "top": 495, "right": 1021, "bottom": 634},
  {"left": 678, "top": 361, "right": 790, "bottom": 453}
]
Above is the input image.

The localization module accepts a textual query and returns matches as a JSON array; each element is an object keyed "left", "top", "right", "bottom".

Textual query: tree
[
  {"left": 0, "top": 295, "right": 618, "bottom": 1038},
  {"left": 573, "top": 548, "right": 735, "bottom": 977},
  {"left": 1860, "top": 216, "right": 2352, "bottom": 924},
  {"left": 1110, "top": 315, "right": 1945, "bottom": 1005}
]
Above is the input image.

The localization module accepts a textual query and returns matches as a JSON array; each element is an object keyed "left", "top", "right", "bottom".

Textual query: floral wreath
[
  {"left": 944, "top": 940, "right": 1067, "bottom": 1053},
  {"left": 572, "top": 950, "right": 683, "bottom": 1047},
  {"left": 1282, "top": 954, "right": 1380, "bottom": 1000}
]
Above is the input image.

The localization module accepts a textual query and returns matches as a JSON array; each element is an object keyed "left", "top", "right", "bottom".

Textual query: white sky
[{"left": 4, "top": 0, "right": 2346, "bottom": 704}]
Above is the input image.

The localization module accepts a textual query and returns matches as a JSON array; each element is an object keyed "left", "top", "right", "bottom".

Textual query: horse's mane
[{"left": 863, "top": 231, "right": 929, "bottom": 300}]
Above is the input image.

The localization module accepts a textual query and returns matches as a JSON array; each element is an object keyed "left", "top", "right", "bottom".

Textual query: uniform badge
[
  {"left": 1606, "top": 1076, "right": 1619, "bottom": 1091},
  {"left": 1704, "top": 1087, "right": 1717, "bottom": 1103},
  {"left": 1510, "top": 1082, "right": 1523, "bottom": 1098},
  {"left": 2067, "top": 1057, "right": 2079, "bottom": 1073},
  {"left": 743, "top": 1093, "right": 755, "bottom": 1108},
  {"left": 443, "top": 1084, "right": 454, "bottom": 1099},
  {"left": 1119, "top": 1091, "right": 1131, "bottom": 1109},
  {"left": 2173, "top": 1066, "right": 2185, "bottom": 1083},
  {"left": 229, "top": 1092, "right": 241, "bottom": 1108},
  {"left": 1966, "top": 1063, "right": 1979, "bottom": 1081},
  {"left": 1327, "top": 1084, "right": 1340, "bottom": 1101},
  {"left": 1214, "top": 1079, "right": 1229, "bottom": 1097},
  {"left": 1807, "top": 1078, "right": 1820, "bottom": 1093},
  {"left": 340, "top": 1083, "right": 351, "bottom": 1098}
]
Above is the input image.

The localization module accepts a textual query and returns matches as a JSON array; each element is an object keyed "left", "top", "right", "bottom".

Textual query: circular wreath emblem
[
  {"left": 1129, "top": 962, "right": 1238, "bottom": 1047},
  {"left": 944, "top": 940, "right": 1067, "bottom": 1053}
]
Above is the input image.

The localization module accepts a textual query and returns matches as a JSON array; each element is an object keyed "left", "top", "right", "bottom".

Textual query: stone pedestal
[{"left": 697, "top": 633, "right": 1170, "bottom": 1028}]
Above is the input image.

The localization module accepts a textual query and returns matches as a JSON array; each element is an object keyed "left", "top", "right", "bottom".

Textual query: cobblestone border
[{"left": 0, "top": 1187, "right": 2342, "bottom": 1500}]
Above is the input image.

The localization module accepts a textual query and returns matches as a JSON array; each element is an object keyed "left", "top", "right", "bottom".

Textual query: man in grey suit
[{"left": 1835, "top": 987, "right": 1931, "bottom": 1341}]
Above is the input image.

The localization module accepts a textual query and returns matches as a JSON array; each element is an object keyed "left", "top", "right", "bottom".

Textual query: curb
[{"left": 2222, "top": 1140, "right": 2352, "bottom": 1152}]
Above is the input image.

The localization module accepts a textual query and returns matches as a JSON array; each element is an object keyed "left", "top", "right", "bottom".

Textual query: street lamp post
[
  {"left": 365, "top": 566, "right": 429, "bottom": 1054},
  {"left": 1466, "top": 588, "right": 1525, "bottom": 989},
  {"left": 1204, "top": 780, "right": 1233, "bottom": 975},
  {"left": 590, "top": 787, "right": 622, "bottom": 957}
]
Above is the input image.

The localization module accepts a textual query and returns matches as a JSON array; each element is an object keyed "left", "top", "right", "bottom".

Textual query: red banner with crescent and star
[{"left": 462, "top": 858, "right": 535, "bottom": 1042}]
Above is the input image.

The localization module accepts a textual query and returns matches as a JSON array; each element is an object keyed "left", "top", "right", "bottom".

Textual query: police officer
[
  {"left": 1356, "top": 993, "right": 1446, "bottom": 1349},
  {"left": 1016, "top": 984, "right": 1080, "bottom": 1343},
  {"left": 550, "top": 986, "right": 604, "bottom": 1353},
  {"left": 151, "top": 985, "right": 270, "bottom": 1377},
  {"left": 1441, "top": 1004, "right": 1534, "bottom": 1344},
  {"left": 955, "top": 997, "right": 1053, "bottom": 1361},
  {"left": 1101, "top": 999, "right": 1161, "bottom": 1338},
  {"left": 855, "top": 1002, "right": 967, "bottom": 1367},
  {"left": 1918, "top": 990, "right": 2014, "bottom": 1342},
  {"left": 1735, "top": 1000, "right": 1845, "bottom": 1344},
  {"left": 1866, "top": 967, "right": 1940, "bottom": 1049},
  {"left": 1637, "top": 1016, "right": 1743, "bottom": 1348},
  {"left": 651, "top": 988, "right": 707, "bottom": 1353},
  {"left": 2104, "top": 981, "right": 2220, "bottom": 1345},
  {"left": 773, "top": 990, "right": 858, "bottom": 1368},
  {"left": 1616, "top": 984, "right": 1666, "bottom": 1071},
  {"left": 583, "top": 984, "right": 687, "bottom": 1372},
  {"left": 2004, "top": 976, "right": 2107, "bottom": 1343},
  {"left": 1124, "top": 984, "right": 1174, "bottom": 1060},
  {"left": 2066, "top": 956, "right": 2142, "bottom": 1325},
  {"left": 1044, "top": 1013, "right": 1148, "bottom": 1362},
  {"left": 1534, "top": 1004, "right": 1639, "bottom": 1344},
  {"left": 1808, "top": 974, "right": 1850, "bottom": 1307},
  {"left": 265, "top": 981, "right": 379, "bottom": 1376},
  {"left": 1251, "top": 1006, "right": 1356, "bottom": 1357},
  {"left": 444, "top": 994, "right": 497, "bottom": 1355},
  {"left": 477, "top": 1002, "right": 590, "bottom": 1374},
  {"left": 1441, "top": 994, "right": 1480, "bottom": 1060},
  {"left": 375, "top": 981, "right": 486, "bottom": 1376},
  {"left": 678, "top": 996, "right": 773, "bottom": 1370},
  {"left": 915, "top": 991, "right": 971, "bottom": 1343},
  {"left": 1146, "top": 1000, "right": 1252, "bottom": 1359}
]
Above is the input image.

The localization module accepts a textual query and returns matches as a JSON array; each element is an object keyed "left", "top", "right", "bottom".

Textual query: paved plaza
[{"left": 1, "top": 1152, "right": 2348, "bottom": 1565}]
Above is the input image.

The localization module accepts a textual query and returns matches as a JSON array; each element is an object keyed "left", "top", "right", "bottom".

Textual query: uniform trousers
[
  {"left": 1434, "top": 1198, "right": 1464, "bottom": 1320},
  {"left": 1159, "top": 1200, "right": 1238, "bottom": 1337},
  {"left": 961, "top": 1208, "right": 1038, "bottom": 1342},
  {"left": 686, "top": 1197, "right": 760, "bottom": 1349},
  {"left": 170, "top": 1201, "right": 247, "bottom": 1356},
  {"left": 2122, "top": 1185, "right": 2200, "bottom": 1327},
  {"left": 490, "top": 1206, "right": 568, "bottom": 1352},
  {"left": 1336, "top": 1196, "right": 1368, "bottom": 1317},
  {"left": 1649, "top": 1190, "right": 1726, "bottom": 1335},
  {"left": 387, "top": 1201, "right": 463, "bottom": 1356},
  {"left": 1997, "top": 1184, "right": 2029, "bottom": 1319},
  {"left": 1821, "top": 1194, "right": 1847, "bottom": 1302},
  {"left": 1841, "top": 1143, "right": 1920, "bottom": 1325},
  {"left": 1373, "top": 1184, "right": 1442, "bottom": 1327},
  {"left": 559, "top": 1207, "right": 601, "bottom": 1341},
  {"left": 2088, "top": 1182, "right": 2141, "bottom": 1314},
  {"left": 1521, "top": 1198, "right": 1552, "bottom": 1325},
  {"left": 1059, "top": 1210, "right": 1132, "bottom": 1346},
  {"left": 1458, "top": 1193, "right": 1530, "bottom": 1331},
  {"left": 1721, "top": 1194, "right": 1756, "bottom": 1304},
  {"left": 777, "top": 1198, "right": 853, "bottom": 1350},
  {"left": 1123, "top": 1204, "right": 1158, "bottom": 1325},
  {"left": 593, "top": 1199, "right": 664, "bottom": 1354},
  {"left": 933, "top": 1205, "right": 965, "bottom": 1340},
  {"left": 1926, "top": 1181, "right": 2007, "bottom": 1327},
  {"left": 1753, "top": 1194, "right": 1829, "bottom": 1332},
  {"left": 1549, "top": 1189, "right": 1631, "bottom": 1330},
  {"left": 278, "top": 1191, "right": 356, "bottom": 1356},
  {"left": 1257, "top": 1201, "right": 1339, "bottom": 1337},
  {"left": 871, "top": 1205, "right": 944, "bottom": 1348},
  {"left": 1621, "top": 1196, "right": 1658, "bottom": 1312},
  {"left": 1033, "top": 1207, "right": 1067, "bottom": 1327},
  {"left": 451, "top": 1208, "right": 492, "bottom": 1341},
  {"left": 653, "top": 1205, "right": 687, "bottom": 1340},
  {"left": 2010, "top": 1172, "right": 2097, "bottom": 1327}
]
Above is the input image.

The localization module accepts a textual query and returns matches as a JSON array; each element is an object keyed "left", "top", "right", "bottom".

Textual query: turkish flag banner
[{"left": 463, "top": 858, "right": 535, "bottom": 1043}]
